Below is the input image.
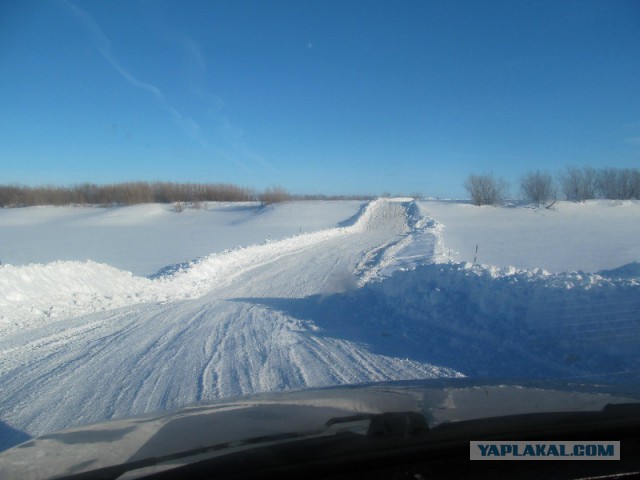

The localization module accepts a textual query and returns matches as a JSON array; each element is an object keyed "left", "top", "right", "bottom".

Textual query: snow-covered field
[{"left": 1, "top": 199, "right": 639, "bottom": 450}]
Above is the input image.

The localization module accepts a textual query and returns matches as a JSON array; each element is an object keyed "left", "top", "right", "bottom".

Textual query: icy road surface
[{"left": 0, "top": 199, "right": 460, "bottom": 440}]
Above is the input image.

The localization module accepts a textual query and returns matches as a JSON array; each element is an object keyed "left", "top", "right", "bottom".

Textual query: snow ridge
[{"left": 0, "top": 199, "right": 408, "bottom": 334}]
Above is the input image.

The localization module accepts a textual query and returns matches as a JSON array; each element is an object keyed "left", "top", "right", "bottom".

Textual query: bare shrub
[
  {"left": 464, "top": 173, "right": 509, "bottom": 206},
  {"left": 291, "top": 193, "right": 375, "bottom": 201},
  {"left": 0, "top": 185, "right": 24, "bottom": 207},
  {"left": 0, "top": 182, "right": 408, "bottom": 207},
  {"left": 629, "top": 169, "right": 640, "bottom": 200},
  {"left": 520, "top": 170, "right": 556, "bottom": 204},
  {"left": 0, "top": 182, "right": 259, "bottom": 207},
  {"left": 260, "top": 186, "right": 291, "bottom": 206},
  {"left": 618, "top": 168, "right": 640, "bottom": 200},
  {"left": 597, "top": 168, "right": 621, "bottom": 200},
  {"left": 560, "top": 166, "right": 597, "bottom": 202},
  {"left": 596, "top": 168, "right": 640, "bottom": 200}
]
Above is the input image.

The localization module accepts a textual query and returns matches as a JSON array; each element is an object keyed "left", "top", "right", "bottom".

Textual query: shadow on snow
[
  {"left": 232, "top": 263, "right": 640, "bottom": 384},
  {"left": 0, "top": 421, "right": 31, "bottom": 452}
]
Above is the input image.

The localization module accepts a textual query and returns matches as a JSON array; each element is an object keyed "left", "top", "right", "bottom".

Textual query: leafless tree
[
  {"left": 597, "top": 168, "right": 621, "bottom": 199},
  {"left": 596, "top": 168, "right": 640, "bottom": 200},
  {"left": 520, "top": 170, "right": 556, "bottom": 204},
  {"left": 560, "top": 166, "right": 597, "bottom": 201},
  {"left": 260, "top": 186, "right": 291, "bottom": 206},
  {"left": 464, "top": 173, "right": 509, "bottom": 206}
]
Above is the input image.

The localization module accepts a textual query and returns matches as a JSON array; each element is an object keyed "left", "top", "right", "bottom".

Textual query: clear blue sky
[{"left": 1, "top": 0, "right": 639, "bottom": 197}]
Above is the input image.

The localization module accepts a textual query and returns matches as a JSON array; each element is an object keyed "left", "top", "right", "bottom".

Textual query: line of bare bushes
[
  {"left": 464, "top": 167, "right": 640, "bottom": 206},
  {"left": 0, "top": 182, "right": 374, "bottom": 208}
]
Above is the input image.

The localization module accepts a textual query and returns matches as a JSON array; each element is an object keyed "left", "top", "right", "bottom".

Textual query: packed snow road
[{"left": 0, "top": 199, "right": 460, "bottom": 441}]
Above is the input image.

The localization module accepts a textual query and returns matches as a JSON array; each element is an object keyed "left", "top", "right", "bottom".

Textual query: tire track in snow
[{"left": 0, "top": 199, "right": 463, "bottom": 440}]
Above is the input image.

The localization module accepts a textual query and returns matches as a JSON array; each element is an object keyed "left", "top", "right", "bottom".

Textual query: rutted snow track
[
  {"left": 0, "top": 199, "right": 459, "bottom": 441},
  {"left": 0, "top": 200, "right": 422, "bottom": 333}
]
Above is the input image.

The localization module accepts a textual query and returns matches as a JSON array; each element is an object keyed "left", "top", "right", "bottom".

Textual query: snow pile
[
  {"left": 148, "top": 198, "right": 402, "bottom": 295},
  {"left": 377, "top": 202, "right": 444, "bottom": 276},
  {"left": 0, "top": 262, "right": 151, "bottom": 333},
  {"left": 598, "top": 261, "right": 640, "bottom": 280},
  {"left": 363, "top": 262, "right": 640, "bottom": 381}
]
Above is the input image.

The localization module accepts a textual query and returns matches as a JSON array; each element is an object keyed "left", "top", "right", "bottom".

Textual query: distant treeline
[
  {"left": 465, "top": 166, "right": 640, "bottom": 206},
  {"left": 0, "top": 182, "right": 374, "bottom": 207},
  {"left": 559, "top": 166, "right": 640, "bottom": 201}
]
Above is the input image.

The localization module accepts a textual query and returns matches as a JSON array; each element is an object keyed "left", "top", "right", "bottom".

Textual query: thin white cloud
[
  {"left": 179, "top": 35, "right": 224, "bottom": 111},
  {"left": 182, "top": 36, "right": 206, "bottom": 75},
  {"left": 57, "top": 0, "right": 274, "bottom": 175},
  {"left": 55, "top": 0, "right": 207, "bottom": 146},
  {"left": 178, "top": 34, "right": 274, "bottom": 172}
]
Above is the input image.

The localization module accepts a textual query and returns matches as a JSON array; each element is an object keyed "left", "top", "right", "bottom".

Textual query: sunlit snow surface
[{"left": 1, "top": 199, "right": 639, "bottom": 449}]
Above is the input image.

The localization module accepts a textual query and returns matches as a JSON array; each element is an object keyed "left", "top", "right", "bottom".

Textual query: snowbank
[
  {"left": 0, "top": 201, "right": 366, "bottom": 276},
  {"left": 0, "top": 262, "right": 151, "bottom": 334},
  {"left": 363, "top": 262, "right": 640, "bottom": 381},
  {"left": 0, "top": 199, "right": 401, "bottom": 334},
  {"left": 421, "top": 200, "right": 640, "bottom": 272}
]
